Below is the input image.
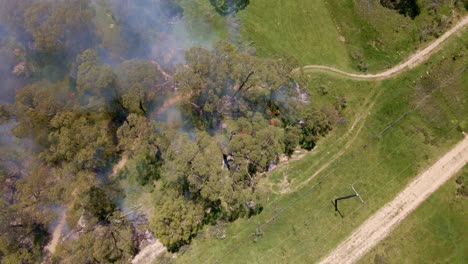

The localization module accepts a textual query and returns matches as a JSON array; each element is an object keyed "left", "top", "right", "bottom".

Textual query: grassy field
[
  {"left": 323, "top": 0, "right": 466, "bottom": 71},
  {"left": 175, "top": 0, "right": 352, "bottom": 69},
  {"left": 237, "top": 0, "right": 351, "bottom": 69},
  {"left": 179, "top": 0, "right": 466, "bottom": 72},
  {"left": 173, "top": 31, "right": 467, "bottom": 264},
  {"left": 359, "top": 165, "right": 468, "bottom": 264}
]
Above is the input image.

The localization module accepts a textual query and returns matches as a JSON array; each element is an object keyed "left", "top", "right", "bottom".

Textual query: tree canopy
[{"left": 0, "top": 0, "right": 346, "bottom": 259}]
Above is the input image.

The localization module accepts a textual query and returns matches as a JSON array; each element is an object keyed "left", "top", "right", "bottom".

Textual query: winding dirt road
[
  {"left": 319, "top": 134, "right": 468, "bottom": 264},
  {"left": 297, "top": 15, "right": 468, "bottom": 80}
]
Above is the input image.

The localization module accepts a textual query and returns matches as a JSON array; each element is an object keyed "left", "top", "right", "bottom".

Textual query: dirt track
[
  {"left": 44, "top": 212, "right": 66, "bottom": 255},
  {"left": 319, "top": 134, "right": 468, "bottom": 264},
  {"left": 298, "top": 15, "right": 468, "bottom": 80},
  {"left": 131, "top": 240, "right": 166, "bottom": 264}
]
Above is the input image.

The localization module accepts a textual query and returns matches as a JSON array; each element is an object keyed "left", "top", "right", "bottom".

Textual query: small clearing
[{"left": 319, "top": 134, "right": 468, "bottom": 264}]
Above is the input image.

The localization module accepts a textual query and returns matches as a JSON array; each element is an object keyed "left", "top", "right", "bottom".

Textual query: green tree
[
  {"left": 149, "top": 188, "right": 204, "bottom": 251},
  {"left": 116, "top": 60, "right": 165, "bottom": 115},
  {"left": 13, "top": 80, "right": 68, "bottom": 145},
  {"left": 0, "top": 0, "right": 32, "bottom": 38},
  {"left": 300, "top": 108, "right": 335, "bottom": 150},
  {"left": 0, "top": 165, "right": 51, "bottom": 263},
  {"left": 209, "top": 0, "right": 250, "bottom": 15},
  {"left": 116, "top": 114, "right": 165, "bottom": 185},
  {"left": 24, "top": 0, "right": 95, "bottom": 52},
  {"left": 76, "top": 49, "right": 116, "bottom": 111},
  {"left": 284, "top": 125, "right": 301, "bottom": 157},
  {"left": 81, "top": 186, "right": 115, "bottom": 222},
  {"left": 44, "top": 111, "right": 115, "bottom": 171},
  {"left": 175, "top": 41, "right": 301, "bottom": 129},
  {"left": 227, "top": 115, "right": 284, "bottom": 174},
  {"left": 380, "top": 0, "right": 420, "bottom": 19},
  {"left": 55, "top": 212, "right": 135, "bottom": 264},
  {"left": 0, "top": 104, "right": 13, "bottom": 124},
  {"left": 14, "top": 166, "right": 57, "bottom": 225}
]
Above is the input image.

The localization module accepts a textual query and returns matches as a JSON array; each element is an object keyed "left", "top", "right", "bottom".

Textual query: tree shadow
[
  {"left": 380, "top": 0, "right": 420, "bottom": 19},
  {"left": 210, "top": 0, "right": 250, "bottom": 16}
]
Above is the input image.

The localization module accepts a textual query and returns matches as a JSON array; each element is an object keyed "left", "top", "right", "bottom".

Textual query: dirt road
[
  {"left": 319, "top": 134, "right": 468, "bottom": 264},
  {"left": 131, "top": 240, "right": 167, "bottom": 264},
  {"left": 298, "top": 15, "right": 468, "bottom": 80},
  {"left": 111, "top": 154, "right": 128, "bottom": 177},
  {"left": 44, "top": 211, "right": 66, "bottom": 255}
]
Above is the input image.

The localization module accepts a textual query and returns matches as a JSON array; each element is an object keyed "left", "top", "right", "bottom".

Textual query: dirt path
[
  {"left": 110, "top": 154, "right": 168, "bottom": 263},
  {"left": 111, "top": 154, "right": 128, "bottom": 177},
  {"left": 319, "top": 134, "right": 468, "bottom": 264},
  {"left": 44, "top": 211, "right": 66, "bottom": 255},
  {"left": 131, "top": 240, "right": 167, "bottom": 264},
  {"left": 298, "top": 15, "right": 468, "bottom": 80}
]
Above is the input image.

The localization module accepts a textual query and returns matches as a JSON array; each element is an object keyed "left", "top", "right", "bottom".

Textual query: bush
[{"left": 209, "top": 0, "right": 250, "bottom": 16}]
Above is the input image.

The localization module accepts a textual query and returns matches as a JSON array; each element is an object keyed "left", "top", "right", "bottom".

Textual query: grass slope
[
  {"left": 175, "top": 1, "right": 465, "bottom": 73},
  {"left": 174, "top": 31, "right": 467, "bottom": 264},
  {"left": 359, "top": 165, "right": 468, "bottom": 264},
  {"left": 326, "top": 0, "right": 466, "bottom": 71},
  {"left": 238, "top": 0, "right": 351, "bottom": 69}
]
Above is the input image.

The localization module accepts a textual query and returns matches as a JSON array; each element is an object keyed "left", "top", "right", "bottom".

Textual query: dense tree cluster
[
  {"left": 0, "top": 0, "right": 343, "bottom": 261},
  {"left": 380, "top": 0, "right": 421, "bottom": 19}
]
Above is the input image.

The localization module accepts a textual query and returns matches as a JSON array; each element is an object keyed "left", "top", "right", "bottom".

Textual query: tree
[
  {"left": 227, "top": 114, "right": 284, "bottom": 174},
  {"left": 117, "top": 114, "right": 161, "bottom": 153},
  {"left": 116, "top": 60, "right": 165, "bottom": 115},
  {"left": 284, "top": 125, "right": 301, "bottom": 157},
  {"left": 24, "top": 0, "right": 95, "bottom": 53},
  {"left": 116, "top": 114, "right": 165, "bottom": 185},
  {"left": 76, "top": 49, "right": 117, "bottom": 111},
  {"left": 175, "top": 41, "right": 302, "bottom": 129},
  {"left": 0, "top": 104, "right": 13, "bottom": 124},
  {"left": 149, "top": 188, "right": 204, "bottom": 251},
  {"left": 380, "top": 0, "right": 420, "bottom": 19},
  {"left": 0, "top": 0, "right": 33, "bottom": 39},
  {"left": 44, "top": 111, "right": 115, "bottom": 171},
  {"left": 0, "top": 164, "right": 51, "bottom": 263},
  {"left": 55, "top": 212, "right": 135, "bottom": 264},
  {"left": 300, "top": 108, "right": 335, "bottom": 150},
  {"left": 209, "top": 0, "right": 250, "bottom": 15},
  {"left": 81, "top": 186, "right": 115, "bottom": 222},
  {"left": 14, "top": 165, "right": 57, "bottom": 225}
]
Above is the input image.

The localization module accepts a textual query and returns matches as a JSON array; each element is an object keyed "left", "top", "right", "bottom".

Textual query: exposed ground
[
  {"left": 131, "top": 240, "right": 167, "bottom": 264},
  {"left": 44, "top": 211, "right": 66, "bottom": 255},
  {"left": 111, "top": 154, "right": 128, "bottom": 177},
  {"left": 319, "top": 134, "right": 468, "bottom": 264}
]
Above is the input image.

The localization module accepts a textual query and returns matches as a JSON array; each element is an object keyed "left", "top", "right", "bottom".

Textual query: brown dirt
[
  {"left": 111, "top": 154, "right": 128, "bottom": 178},
  {"left": 131, "top": 240, "right": 167, "bottom": 264},
  {"left": 44, "top": 212, "right": 66, "bottom": 255},
  {"left": 319, "top": 134, "right": 468, "bottom": 264}
]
